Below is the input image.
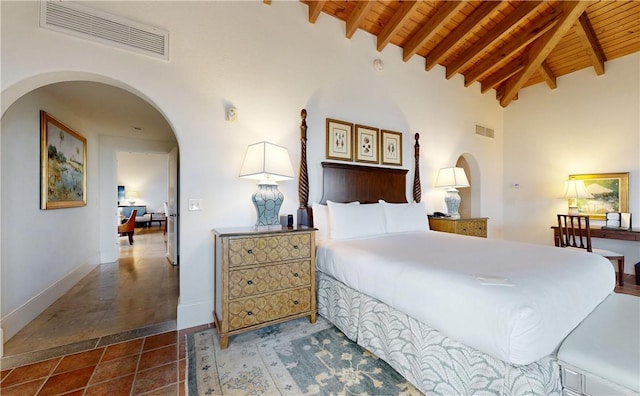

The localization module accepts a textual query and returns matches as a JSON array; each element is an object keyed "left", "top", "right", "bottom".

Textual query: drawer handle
[
  {"left": 293, "top": 272, "right": 299, "bottom": 277},
  {"left": 247, "top": 311, "right": 253, "bottom": 316},
  {"left": 293, "top": 300, "right": 299, "bottom": 305},
  {"left": 247, "top": 249, "right": 253, "bottom": 254},
  {"left": 247, "top": 280, "right": 253, "bottom": 285},
  {"left": 293, "top": 245, "right": 299, "bottom": 249}
]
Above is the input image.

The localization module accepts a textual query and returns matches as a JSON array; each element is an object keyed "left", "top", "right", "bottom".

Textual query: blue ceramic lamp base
[{"left": 252, "top": 183, "right": 284, "bottom": 229}]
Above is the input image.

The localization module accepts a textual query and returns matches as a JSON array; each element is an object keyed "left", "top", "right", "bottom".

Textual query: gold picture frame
[
  {"left": 569, "top": 172, "right": 629, "bottom": 220},
  {"left": 326, "top": 118, "right": 353, "bottom": 161},
  {"left": 380, "top": 129, "right": 402, "bottom": 166},
  {"left": 40, "top": 111, "right": 87, "bottom": 209},
  {"left": 354, "top": 124, "right": 379, "bottom": 164}
]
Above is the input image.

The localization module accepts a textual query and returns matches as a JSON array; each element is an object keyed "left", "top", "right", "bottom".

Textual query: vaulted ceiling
[{"left": 294, "top": 1, "right": 640, "bottom": 107}]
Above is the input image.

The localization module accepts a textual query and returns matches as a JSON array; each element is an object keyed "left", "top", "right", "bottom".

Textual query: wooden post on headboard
[
  {"left": 413, "top": 133, "right": 422, "bottom": 203},
  {"left": 297, "top": 109, "right": 312, "bottom": 226}
]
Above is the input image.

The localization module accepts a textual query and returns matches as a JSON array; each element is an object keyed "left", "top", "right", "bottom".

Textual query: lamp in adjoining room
[
  {"left": 239, "top": 141, "right": 295, "bottom": 229},
  {"left": 434, "top": 167, "right": 470, "bottom": 219},
  {"left": 126, "top": 191, "right": 139, "bottom": 205},
  {"left": 563, "top": 179, "right": 593, "bottom": 215}
]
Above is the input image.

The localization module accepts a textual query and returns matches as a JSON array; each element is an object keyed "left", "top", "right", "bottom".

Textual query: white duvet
[{"left": 315, "top": 230, "right": 615, "bottom": 365}]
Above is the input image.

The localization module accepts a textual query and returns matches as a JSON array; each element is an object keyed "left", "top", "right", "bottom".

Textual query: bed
[{"left": 294, "top": 110, "right": 616, "bottom": 395}]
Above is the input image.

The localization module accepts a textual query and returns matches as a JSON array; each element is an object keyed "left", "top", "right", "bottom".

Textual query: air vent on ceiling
[
  {"left": 475, "top": 124, "right": 495, "bottom": 139},
  {"left": 40, "top": 1, "right": 169, "bottom": 60}
]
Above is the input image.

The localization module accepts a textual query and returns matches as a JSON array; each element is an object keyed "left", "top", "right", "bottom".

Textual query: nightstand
[
  {"left": 212, "top": 226, "right": 316, "bottom": 348},
  {"left": 428, "top": 217, "right": 488, "bottom": 238}
]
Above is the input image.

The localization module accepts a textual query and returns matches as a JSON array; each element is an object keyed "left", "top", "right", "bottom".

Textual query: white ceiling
[{"left": 38, "top": 81, "right": 176, "bottom": 142}]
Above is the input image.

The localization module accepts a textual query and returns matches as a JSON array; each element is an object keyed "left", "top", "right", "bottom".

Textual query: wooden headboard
[{"left": 296, "top": 109, "right": 421, "bottom": 227}]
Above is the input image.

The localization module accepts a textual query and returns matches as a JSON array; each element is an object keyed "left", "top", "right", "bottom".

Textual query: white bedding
[{"left": 315, "top": 230, "right": 615, "bottom": 365}]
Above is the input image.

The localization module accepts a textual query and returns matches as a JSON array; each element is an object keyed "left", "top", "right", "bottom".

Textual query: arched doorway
[
  {"left": 1, "top": 75, "right": 180, "bottom": 357},
  {"left": 456, "top": 154, "right": 481, "bottom": 219}
]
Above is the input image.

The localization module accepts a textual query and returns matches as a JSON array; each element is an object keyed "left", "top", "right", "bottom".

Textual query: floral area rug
[{"left": 185, "top": 315, "right": 422, "bottom": 395}]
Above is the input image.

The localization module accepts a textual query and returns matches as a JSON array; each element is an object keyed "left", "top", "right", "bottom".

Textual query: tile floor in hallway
[{"left": 1, "top": 226, "right": 186, "bottom": 395}]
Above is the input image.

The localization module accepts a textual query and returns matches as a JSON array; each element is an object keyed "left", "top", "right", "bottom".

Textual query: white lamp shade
[
  {"left": 239, "top": 141, "right": 295, "bottom": 183},
  {"left": 126, "top": 191, "right": 139, "bottom": 200},
  {"left": 434, "top": 167, "right": 470, "bottom": 188},
  {"left": 562, "top": 180, "right": 593, "bottom": 199}
]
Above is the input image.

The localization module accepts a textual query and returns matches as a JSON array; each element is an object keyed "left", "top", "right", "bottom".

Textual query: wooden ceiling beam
[
  {"left": 263, "top": 0, "right": 272, "bottom": 5},
  {"left": 481, "top": 58, "right": 525, "bottom": 93},
  {"left": 574, "top": 13, "right": 606, "bottom": 75},
  {"left": 539, "top": 61, "right": 557, "bottom": 89},
  {"left": 308, "top": 1, "right": 326, "bottom": 24},
  {"left": 464, "top": 10, "right": 561, "bottom": 87},
  {"left": 346, "top": 1, "right": 375, "bottom": 39},
  {"left": 500, "top": 2, "right": 590, "bottom": 107},
  {"left": 425, "top": 1, "right": 501, "bottom": 71},
  {"left": 402, "top": 1, "right": 466, "bottom": 62},
  {"left": 446, "top": 1, "right": 542, "bottom": 79},
  {"left": 377, "top": 1, "right": 421, "bottom": 52}
]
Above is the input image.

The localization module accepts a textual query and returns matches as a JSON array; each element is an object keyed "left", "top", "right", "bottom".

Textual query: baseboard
[
  {"left": 1, "top": 263, "right": 97, "bottom": 342},
  {"left": 177, "top": 296, "right": 213, "bottom": 330}
]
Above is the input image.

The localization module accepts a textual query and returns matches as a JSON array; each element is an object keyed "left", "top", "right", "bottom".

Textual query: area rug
[{"left": 185, "top": 316, "right": 422, "bottom": 395}]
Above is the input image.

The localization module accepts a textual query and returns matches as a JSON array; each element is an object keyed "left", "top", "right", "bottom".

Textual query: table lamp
[
  {"left": 126, "top": 191, "right": 138, "bottom": 205},
  {"left": 239, "top": 141, "right": 295, "bottom": 229},
  {"left": 563, "top": 179, "right": 593, "bottom": 215},
  {"left": 434, "top": 167, "right": 469, "bottom": 219}
]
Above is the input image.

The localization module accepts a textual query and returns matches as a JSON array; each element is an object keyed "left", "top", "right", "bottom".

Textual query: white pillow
[
  {"left": 312, "top": 201, "right": 359, "bottom": 242},
  {"left": 311, "top": 203, "right": 329, "bottom": 242},
  {"left": 327, "top": 201, "right": 385, "bottom": 240},
  {"left": 379, "top": 200, "right": 429, "bottom": 233}
]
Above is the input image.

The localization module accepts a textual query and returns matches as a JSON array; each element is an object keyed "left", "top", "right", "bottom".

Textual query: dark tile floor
[{"left": 1, "top": 227, "right": 187, "bottom": 395}]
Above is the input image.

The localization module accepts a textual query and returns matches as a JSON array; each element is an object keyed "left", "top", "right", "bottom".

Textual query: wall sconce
[
  {"left": 562, "top": 179, "right": 593, "bottom": 215},
  {"left": 434, "top": 167, "right": 469, "bottom": 219},
  {"left": 239, "top": 141, "right": 294, "bottom": 229}
]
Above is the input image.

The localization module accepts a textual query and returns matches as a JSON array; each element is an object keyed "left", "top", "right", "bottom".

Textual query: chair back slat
[{"left": 557, "top": 214, "right": 593, "bottom": 252}]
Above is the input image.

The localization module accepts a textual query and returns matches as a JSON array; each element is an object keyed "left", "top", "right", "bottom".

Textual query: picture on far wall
[
  {"left": 117, "top": 185, "right": 125, "bottom": 203},
  {"left": 380, "top": 129, "right": 402, "bottom": 166},
  {"left": 569, "top": 172, "right": 629, "bottom": 220},
  {"left": 354, "top": 124, "right": 379, "bottom": 164},
  {"left": 326, "top": 118, "right": 353, "bottom": 161},
  {"left": 40, "top": 111, "right": 87, "bottom": 209}
]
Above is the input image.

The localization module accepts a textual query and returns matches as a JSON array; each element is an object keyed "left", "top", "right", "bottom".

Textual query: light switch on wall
[{"left": 188, "top": 199, "right": 203, "bottom": 211}]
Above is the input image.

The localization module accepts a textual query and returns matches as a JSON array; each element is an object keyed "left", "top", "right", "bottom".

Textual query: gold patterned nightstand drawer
[
  {"left": 456, "top": 219, "right": 487, "bottom": 237},
  {"left": 228, "top": 260, "right": 311, "bottom": 299},
  {"left": 227, "top": 288, "right": 311, "bottom": 331},
  {"left": 428, "top": 217, "right": 488, "bottom": 238},
  {"left": 228, "top": 233, "right": 311, "bottom": 267}
]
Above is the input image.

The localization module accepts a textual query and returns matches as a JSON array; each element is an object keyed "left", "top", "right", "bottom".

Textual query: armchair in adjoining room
[{"left": 118, "top": 209, "right": 137, "bottom": 245}]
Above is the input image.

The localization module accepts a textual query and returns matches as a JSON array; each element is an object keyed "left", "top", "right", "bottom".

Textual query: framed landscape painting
[
  {"left": 40, "top": 111, "right": 87, "bottom": 209},
  {"left": 569, "top": 172, "right": 628, "bottom": 220}
]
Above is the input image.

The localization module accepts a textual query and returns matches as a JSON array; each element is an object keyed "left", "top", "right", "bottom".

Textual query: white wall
[
  {"left": 117, "top": 152, "right": 168, "bottom": 213},
  {"left": 2, "top": 1, "right": 505, "bottom": 330},
  {"left": 1, "top": 89, "right": 101, "bottom": 339},
  {"left": 504, "top": 53, "right": 640, "bottom": 273}
]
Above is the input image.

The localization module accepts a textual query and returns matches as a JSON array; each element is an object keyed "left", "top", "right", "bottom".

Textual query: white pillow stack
[{"left": 312, "top": 200, "right": 429, "bottom": 242}]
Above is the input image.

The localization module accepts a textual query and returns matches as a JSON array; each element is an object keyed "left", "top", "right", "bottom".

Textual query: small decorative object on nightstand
[
  {"left": 212, "top": 226, "right": 316, "bottom": 348},
  {"left": 428, "top": 216, "right": 488, "bottom": 238}
]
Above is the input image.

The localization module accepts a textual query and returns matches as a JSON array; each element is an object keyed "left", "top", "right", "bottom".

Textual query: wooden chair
[
  {"left": 118, "top": 209, "right": 137, "bottom": 245},
  {"left": 557, "top": 214, "right": 625, "bottom": 286}
]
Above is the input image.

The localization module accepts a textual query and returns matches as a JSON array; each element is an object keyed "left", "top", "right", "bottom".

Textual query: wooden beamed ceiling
[{"left": 291, "top": 1, "right": 640, "bottom": 107}]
